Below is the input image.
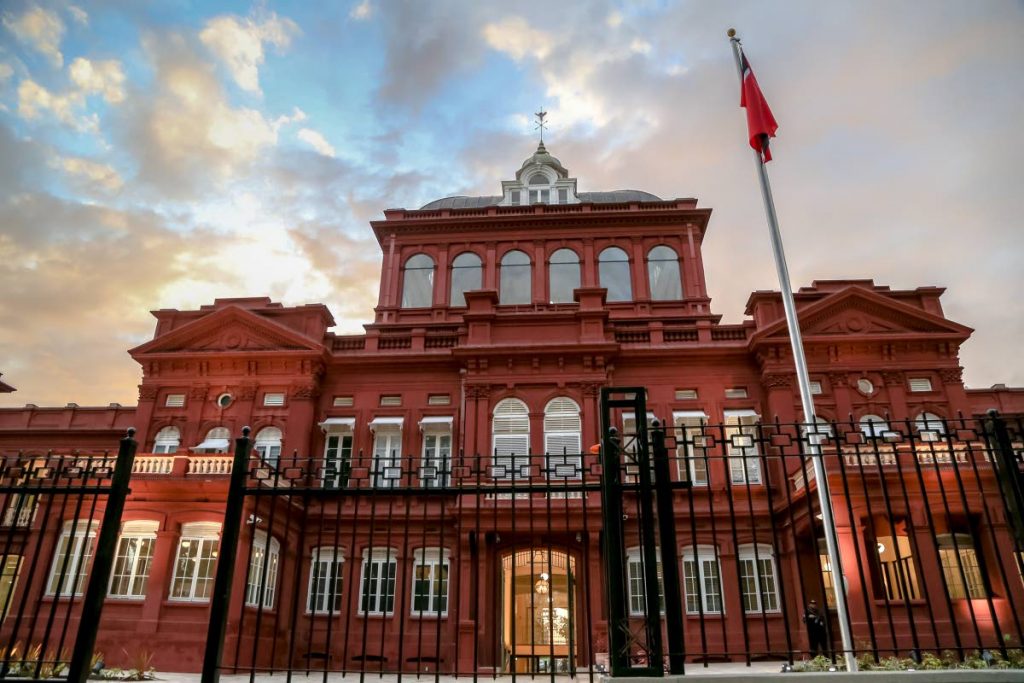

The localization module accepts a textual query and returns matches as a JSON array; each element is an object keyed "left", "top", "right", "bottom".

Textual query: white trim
[
  {"left": 319, "top": 417, "right": 355, "bottom": 431},
  {"left": 369, "top": 416, "right": 404, "bottom": 432},
  {"left": 622, "top": 411, "right": 657, "bottom": 422},
  {"left": 419, "top": 416, "right": 454, "bottom": 431},
  {"left": 672, "top": 411, "right": 709, "bottom": 421},
  {"left": 192, "top": 438, "right": 229, "bottom": 451},
  {"left": 723, "top": 409, "right": 759, "bottom": 419}
]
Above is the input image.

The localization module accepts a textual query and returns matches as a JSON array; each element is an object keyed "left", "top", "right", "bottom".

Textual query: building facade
[{"left": 0, "top": 143, "right": 1022, "bottom": 673}]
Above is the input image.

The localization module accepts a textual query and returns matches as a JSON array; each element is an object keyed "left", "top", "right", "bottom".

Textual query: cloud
[
  {"left": 2, "top": 5, "right": 65, "bottom": 68},
  {"left": 54, "top": 155, "right": 123, "bottom": 192},
  {"left": 0, "top": 63, "right": 13, "bottom": 84},
  {"left": 69, "top": 57, "right": 126, "bottom": 103},
  {"left": 199, "top": 10, "right": 299, "bottom": 93},
  {"left": 67, "top": 5, "right": 88, "bottom": 26},
  {"left": 482, "top": 17, "right": 554, "bottom": 61},
  {"left": 17, "top": 78, "right": 96, "bottom": 131},
  {"left": 350, "top": 1, "right": 372, "bottom": 20},
  {"left": 297, "top": 128, "right": 336, "bottom": 157}
]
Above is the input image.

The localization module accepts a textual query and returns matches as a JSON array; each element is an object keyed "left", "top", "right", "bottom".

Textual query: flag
[{"left": 739, "top": 50, "right": 778, "bottom": 162}]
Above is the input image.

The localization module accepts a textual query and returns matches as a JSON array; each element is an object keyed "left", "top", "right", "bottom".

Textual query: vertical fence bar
[
  {"left": 650, "top": 421, "right": 685, "bottom": 674},
  {"left": 66, "top": 431, "right": 137, "bottom": 683},
  {"left": 201, "top": 427, "right": 252, "bottom": 683}
]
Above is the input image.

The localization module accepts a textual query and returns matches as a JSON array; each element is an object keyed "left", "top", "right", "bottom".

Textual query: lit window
[
  {"left": 46, "top": 521, "right": 97, "bottom": 597},
  {"left": 682, "top": 545, "right": 723, "bottom": 614},
  {"left": 360, "top": 548, "right": 398, "bottom": 615},
  {"left": 169, "top": 522, "right": 221, "bottom": 602},
  {"left": 401, "top": 253, "right": 435, "bottom": 308},
  {"left": 647, "top": 245, "right": 683, "bottom": 301},
  {"left": 449, "top": 252, "right": 482, "bottom": 307},
  {"left": 674, "top": 411, "right": 709, "bottom": 485},
  {"left": 165, "top": 394, "right": 185, "bottom": 408},
  {"left": 263, "top": 392, "right": 285, "bottom": 407},
  {"left": 499, "top": 250, "right": 532, "bottom": 305},
  {"left": 548, "top": 248, "right": 580, "bottom": 304},
  {"left": 598, "top": 247, "right": 632, "bottom": 302},
  {"left": 370, "top": 418, "right": 403, "bottom": 488},
  {"left": 307, "top": 547, "right": 344, "bottom": 614},
  {"left": 938, "top": 533, "right": 986, "bottom": 599},
  {"left": 411, "top": 548, "right": 449, "bottom": 616},
  {"left": 818, "top": 539, "right": 837, "bottom": 609},
  {"left": 245, "top": 530, "right": 280, "bottom": 609},
  {"left": 0, "top": 555, "right": 20, "bottom": 620},
  {"left": 492, "top": 398, "right": 530, "bottom": 479},
  {"left": 194, "top": 427, "right": 230, "bottom": 453},
  {"left": 738, "top": 544, "right": 780, "bottom": 612},
  {"left": 724, "top": 410, "right": 761, "bottom": 485},
  {"left": 153, "top": 426, "right": 180, "bottom": 454},
  {"left": 544, "top": 397, "right": 582, "bottom": 480},
  {"left": 420, "top": 418, "right": 452, "bottom": 488},
  {"left": 875, "top": 523, "right": 921, "bottom": 601},
  {"left": 859, "top": 414, "right": 888, "bottom": 438},
  {"left": 914, "top": 412, "right": 946, "bottom": 442},
  {"left": 108, "top": 520, "right": 158, "bottom": 599},
  {"left": 626, "top": 548, "right": 664, "bottom": 616},
  {"left": 254, "top": 427, "right": 282, "bottom": 466},
  {"left": 908, "top": 378, "right": 933, "bottom": 393}
]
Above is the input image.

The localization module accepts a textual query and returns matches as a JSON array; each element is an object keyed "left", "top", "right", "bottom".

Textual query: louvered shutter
[
  {"left": 492, "top": 399, "right": 530, "bottom": 479},
  {"left": 544, "top": 398, "right": 581, "bottom": 455}
]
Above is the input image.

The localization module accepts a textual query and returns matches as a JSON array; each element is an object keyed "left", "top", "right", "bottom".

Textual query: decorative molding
[
  {"left": 827, "top": 372, "right": 849, "bottom": 388},
  {"left": 580, "top": 382, "right": 602, "bottom": 398},
  {"left": 237, "top": 383, "right": 258, "bottom": 400},
  {"left": 138, "top": 385, "right": 158, "bottom": 401},
  {"left": 189, "top": 385, "right": 209, "bottom": 400},
  {"left": 881, "top": 371, "right": 904, "bottom": 387},
  {"left": 466, "top": 384, "right": 492, "bottom": 400},
  {"left": 762, "top": 374, "right": 793, "bottom": 390},
  {"left": 290, "top": 382, "right": 320, "bottom": 400},
  {"left": 939, "top": 367, "right": 963, "bottom": 385}
]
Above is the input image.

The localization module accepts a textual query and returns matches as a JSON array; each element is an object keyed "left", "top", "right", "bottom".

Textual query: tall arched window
[
  {"left": 153, "top": 426, "right": 180, "bottom": 454},
  {"left": 599, "top": 247, "right": 632, "bottom": 302},
  {"left": 859, "top": 414, "right": 888, "bottom": 438},
  {"left": 401, "top": 254, "right": 435, "bottom": 308},
  {"left": 914, "top": 412, "right": 946, "bottom": 441},
  {"left": 449, "top": 252, "right": 482, "bottom": 307},
  {"left": 548, "top": 249, "right": 580, "bottom": 304},
  {"left": 195, "top": 426, "right": 230, "bottom": 453},
  {"left": 543, "top": 397, "right": 581, "bottom": 455},
  {"left": 492, "top": 398, "right": 530, "bottom": 479},
  {"left": 254, "top": 427, "right": 282, "bottom": 466},
  {"left": 528, "top": 173, "right": 550, "bottom": 204},
  {"left": 647, "top": 245, "right": 683, "bottom": 301},
  {"left": 499, "top": 250, "right": 531, "bottom": 305}
]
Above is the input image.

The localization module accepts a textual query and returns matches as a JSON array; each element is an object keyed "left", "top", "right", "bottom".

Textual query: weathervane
[{"left": 534, "top": 107, "right": 548, "bottom": 143}]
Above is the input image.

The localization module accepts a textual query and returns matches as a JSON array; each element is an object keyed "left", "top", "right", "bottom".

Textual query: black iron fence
[
  {"left": 0, "top": 431, "right": 137, "bottom": 682},
  {"left": 198, "top": 405, "right": 1024, "bottom": 680}
]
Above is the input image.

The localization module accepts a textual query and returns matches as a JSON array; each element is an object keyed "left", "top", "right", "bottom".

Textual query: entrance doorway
[{"left": 500, "top": 549, "right": 577, "bottom": 674}]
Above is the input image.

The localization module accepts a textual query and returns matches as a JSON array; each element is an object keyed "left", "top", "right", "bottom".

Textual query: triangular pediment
[
  {"left": 753, "top": 287, "right": 972, "bottom": 343},
  {"left": 130, "top": 305, "right": 324, "bottom": 356}
]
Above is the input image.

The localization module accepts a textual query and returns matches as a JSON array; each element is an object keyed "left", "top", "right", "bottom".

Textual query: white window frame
[
  {"left": 420, "top": 418, "right": 452, "bottom": 488},
  {"left": 169, "top": 522, "right": 221, "bottom": 602},
  {"left": 724, "top": 410, "right": 761, "bottom": 485},
  {"left": 646, "top": 245, "right": 683, "bottom": 301},
  {"left": 152, "top": 426, "right": 180, "bottom": 454},
  {"left": 598, "top": 246, "right": 633, "bottom": 302},
  {"left": 622, "top": 411, "right": 657, "bottom": 483},
  {"left": 914, "top": 412, "right": 946, "bottom": 442},
  {"left": 544, "top": 397, "right": 582, "bottom": 479},
  {"left": 737, "top": 543, "right": 780, "bottom": 613},
  {"left": 359, "top": 548, "right": 398, "bottom": 616},
  {"left": 193, "top": 426, "right": 230, "bottom": 454},
  {"left": 859, "top": 414, "right": 889, "bottom": 438},
  {"left": 0, "top": 554, "right": 20, "bottom": 620},
  {"left": 492, "top": 398, "right": 530, "bottom": 480},
  {"left": 682, "top": 545, "right": 723, "bottom": 615},
  {"left": 108, "top": 520, "right": 158, "bottom": 600},
  {"left": 401, "top": 253, "right": 435, "bottom": 309},
  {"left": 320, "top": 419, "right": 355, "bottom": 489},
  {"left": 245, "top": 529, "right": 280, "bottom": 609},
  {"left": 411, "top": 548, "right": 450, "bottom": 617},
  {"left": 254, "top": 427, "right": 283, "bottom": 466},
  {"left": 370, "top": 418, "right": 404, "bottom": 488},
  {"left": 626, "top": 547, "right": 664, "bottom": 616},
  {"left": 165, "top": 394, "right": 185, "bottom": 408},
  {"left": 908, "top": 378, "right": 933, "bottom": 393},
  {"left": 937, "top": 533, "right": 985, "bottom": 600},
  {"left": 674, "top": 411, "right": 709, "bottom": 486},
  {"left": 263, "top": 392, "right": 285, "bottom": 407},
  {"left": 499, "top": 250, "right": 532, "bottom": 305},
  {"left": 46, "top": 520, "right": 97, "bottom": 597},
  {"left": 307, "top": 547, "right": 344, "bottom": 615}
]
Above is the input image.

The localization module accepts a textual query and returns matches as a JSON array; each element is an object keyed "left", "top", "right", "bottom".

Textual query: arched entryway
[{"left": 500, "top": 548, "right": 577, "bottom": 674}]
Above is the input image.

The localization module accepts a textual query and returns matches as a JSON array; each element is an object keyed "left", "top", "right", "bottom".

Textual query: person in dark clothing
[{"left": 803, "top": 599, "right": 829, "bottom": 657}]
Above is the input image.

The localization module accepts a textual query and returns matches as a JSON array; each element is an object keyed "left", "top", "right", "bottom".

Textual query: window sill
[
  {"left": 356, "top": 612, "right": 395, "bottom": 619},
  {"left": 686, "top": 613, "right": 724, "bottom": 618},
  {"left": 164, "top": 599, "right": 211, "bottom": 607},
  {"left": 409, "top": 613, "right": 448, "bottom": 620},
  {"left": 106, "top": 595, "right": 146, "bottom": 602}
]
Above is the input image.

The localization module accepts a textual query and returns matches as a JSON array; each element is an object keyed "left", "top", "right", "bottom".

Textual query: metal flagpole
[{"left": 728, "top": 29, "right": 859, "bottom": 672}]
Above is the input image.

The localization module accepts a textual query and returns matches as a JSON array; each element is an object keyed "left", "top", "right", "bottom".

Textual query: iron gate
[{"left": 0, "top": 430, "right": 137, "bottom": 682}]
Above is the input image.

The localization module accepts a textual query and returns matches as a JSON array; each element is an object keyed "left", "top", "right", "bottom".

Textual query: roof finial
[{"left": 534, "top": 107, "right": 548, "bottom": 147}]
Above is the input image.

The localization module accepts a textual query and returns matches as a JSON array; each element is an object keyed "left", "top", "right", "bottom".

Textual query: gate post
[
  {"left": 650, "top": 421, "right": 685, "bottom": 675},
  {"left": 598, "top": 416, "right": 629, "bottom": 676},
  {"left": 988, "top": 410, "right": 1024, "bottom": 546},
  {"left": 67, "top": 428, "right": 138, "bottom": 683},
  {"left": 201, "top": 427, "right": 252, "bottom": 683}
]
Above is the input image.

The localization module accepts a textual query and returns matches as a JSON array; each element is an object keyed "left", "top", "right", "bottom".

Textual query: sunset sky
[{"left": 1, "top": 0, "right": 1022, "bottom": 407}]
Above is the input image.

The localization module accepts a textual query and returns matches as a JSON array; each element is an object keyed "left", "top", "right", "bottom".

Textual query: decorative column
[
  {"left": 285, "top": 365, "right": 322, "bottom": 456},
  {"left": 762, "top": 373, "right": 797, "bottom": 422},
  {"left": 828, "top": 373, "right": 853, "bottom": 420},
  {"left": 882, "top": 371, "right": 908, "bottom": 422},
  {"left": 135, "top": 385, "right": 159, "bottom": 448}
]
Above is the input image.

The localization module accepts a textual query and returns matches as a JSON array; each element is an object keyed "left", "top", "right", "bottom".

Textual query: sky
[{"left": 0, "top": 0, "right": 1022, "bottom": 408}]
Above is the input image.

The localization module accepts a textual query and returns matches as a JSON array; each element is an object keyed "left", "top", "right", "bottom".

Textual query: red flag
[{"left": 740, "top": 51, "right": 778, "bottom": 162}]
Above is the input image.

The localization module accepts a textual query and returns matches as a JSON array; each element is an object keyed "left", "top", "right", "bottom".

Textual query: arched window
[
  {"left": 528, "top": 173, "right": 550, "bottom": 204},
  {"left": 548, "top": 249, "right": 580, "bottom": 304},
  {"left": 254, "top": 427, "right": 282, "bottom": 466},
  {"left": 599, "top": 247, "right": 632, "bottom": 302},
  {"left": 543, "top": 397, "right": 581, "bottom": 455},
  {"left": 499, "top": 250, "right": 531, "bottom": 305},
  {"left": 153, "top": 426, "right": 180, "bottom": 454},
  {"left": 914, "top": 412, "right": 946, "bottom": 441},
  {"left": 859, "top": 414, "right": 888, "bottom": 438},
  {"left": 647, "top": 245, "right": 683, "bottom": 301},
  {"left": 195, "top": 427, "right": 230, "bottom": 453},
  {"left": 449, "top": 252, "right": 482, "bottom": 307},
  {"left": 401, "top": 254, "right": 435, "bottom": 308},
  {"left": 492, "top": 398, "right": 530, "bottom": 479},
  {"left": 528, "top": 173, "right": 549, "bottom": 185}
]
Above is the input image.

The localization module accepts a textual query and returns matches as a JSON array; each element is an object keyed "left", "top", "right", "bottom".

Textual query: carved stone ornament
[
  {"left": 580, "top": 382, "right": 602, "bottom": 398},
  {"left": 237, "top": 384, "right": 258, "bottom": 400},
  {"left": 938, "top": 367, "right": 963, "bottom": 384},
  {"left": 290, "top": 382, "right": 320, "bottom": 400},
  {"left": 827, "top": 372, "right": 849, "bottom": 388},
  {"left": 137, "top": 385, "right": 158, "bottom": 401},
  {"left": 466, "top": 384, "right": 492, "bottom": 400},
  {"left": 762, "top": 374, "right": 793, "bottom": 389},
  {"left": 881, "top": 371, "right": 904, "bottom": 386},
  {"left": 189, "top": 386, "right": 210, "bottom": 400}
]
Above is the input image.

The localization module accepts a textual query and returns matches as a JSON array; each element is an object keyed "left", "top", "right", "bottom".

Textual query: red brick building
[{"left": 1, "top": 143, "right": 1022, "bottom": 673}]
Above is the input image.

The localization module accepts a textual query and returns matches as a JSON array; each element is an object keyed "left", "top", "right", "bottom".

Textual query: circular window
[
  {"left": 216, "top": 393, "right": 233, "bottom": 408},
  {"left": 856, "top": 378, "right": 874, "bottom": 396}
]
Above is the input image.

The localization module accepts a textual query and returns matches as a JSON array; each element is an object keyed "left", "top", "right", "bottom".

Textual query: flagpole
[{"left": 728, "top": 29, "right": 858, "bottom": 672}]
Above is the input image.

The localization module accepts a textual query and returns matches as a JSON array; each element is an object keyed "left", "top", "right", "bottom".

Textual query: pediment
[
  {"left": 755, "top": 287, "right": 972, "bottom": 343},
  {"left": 130, "top": 306, "right": 323, "bottom": 356}
]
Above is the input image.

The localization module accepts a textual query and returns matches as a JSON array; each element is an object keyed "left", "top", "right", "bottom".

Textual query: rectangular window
[
  {"left": 540, "top": 189, "right": 549, "bottom": 203},
  {"left": 411, "top": 549, "right": 449, "bottom": 616},
  {"left": 557, "top": 189, "right": 568, "bottom": 204},
  {"left": 421, "top": 430, "right": 451, "bottom": 488},
  {"left": 263, "top": 392, "right": 285, "bottom": 407},
  {"left": 622, "top": 413, "right": 657, "bottom": 484},
  {"left": 682, "top": 548, "right": 723, "bottom": 614},
  {"left": 819, "top": 550, "right": 837, "bottom": 609},
  {"left": 724, "top": 410, "right": 761, "bottom": 485},
  {"left": 809, "top": 381, "right": 823, "bottom": 395},
  {"left": 908, "top": 378, "right": 933, "bottom": 393},
  {"left": 529, "top": 190, "right": 538, "bottom": 204},
  {"left": 323, "top": 434, "right": 353, "bottom": 489},
  {"left": 938, "top": 535, "right": 985, "bottom": 599},
  {"left": 675, "top": 412, "right": 709, "bottom": 486},
  {"left": 46, "top": 523, "right": 96, "bottom": 597},
  {"left": 510, "top": 190, "right": 521, "bottom": 205},
  {"left": 674, "top": 389, "right": 698, "bottom": 400},
  {"left": 372, "top": 429, "right": 402, "bottom": 488},
  {"left": 626, "top": 551, "right": 664, "bottom": 616},
  {"left": 360, "top": 550, "right": 397, "bottom": 615},
  {"left": 427, "top": 394, "right": 451, "bottom": 406},
  {"left": 169, "top": 524, "right": 220, "bottom": 602},
  {"left": 725, "top": 387, "right": 748, "bottom": 399},
  {"left": 2, "top": 493, "right": 37, "bottom": 527},
  {"left": 307, "top": 548, "right": 344, "bottom": 614},
  {"left": 0, "top": 556, "right": 21, "bottom": 620},
  {"left": 333, "top": 396, "right": 354, "bottom": 407},
  {"left": 738, "top": 546, "right": 780, "bottom": 612},
  {"left": 379, "top": 395, "right": 402, "bottom": 407},
  {"left": 245, "top": 532, "right": 280, "bottom": 609},
  {"left": 109, "top": 522, "right": 157, "bottom": 599},
  {"left": 165, "top": 394, "right": 185, "bottom": 407}
]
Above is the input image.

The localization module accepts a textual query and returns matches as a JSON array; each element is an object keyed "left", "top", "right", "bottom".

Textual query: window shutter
[
  {"left": 165, "top": 394, "right": 185, "bottom": 407},
  {"left": 263, "top": 393, "right": 285, "bottom": 406},
  {"left": 908, "top": 378, "right": 933, "bottom": 392},
  {"left": 543, "top": 398, "right": 581, "bottom": 455},
  {"left": 493, "top": 399, "right": 530, "bottom": 455}
]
